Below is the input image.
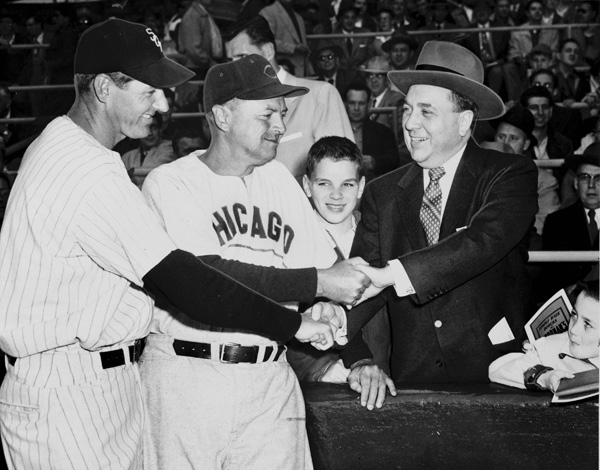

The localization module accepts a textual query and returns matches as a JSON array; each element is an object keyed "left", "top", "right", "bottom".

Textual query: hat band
[{"left": 416, "top": 64, "right": 464, "bottom": 77}]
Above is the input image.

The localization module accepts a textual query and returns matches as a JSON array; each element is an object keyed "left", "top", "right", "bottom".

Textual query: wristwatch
[{"left": 523, "top": 364, "right": 554, "bottom": 391}]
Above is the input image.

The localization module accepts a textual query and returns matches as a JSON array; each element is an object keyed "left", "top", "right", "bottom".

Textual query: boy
[
  {"left": 489, "top": 281, "right": 599, "bottom": 392},
  {"left": 288, "top": 136, "right": 392, "bottom": 381}
]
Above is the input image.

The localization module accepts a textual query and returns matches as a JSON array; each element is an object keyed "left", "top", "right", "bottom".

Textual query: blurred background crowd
[{"left": 0, "top": 0, "right": 598, "bottom": 300}]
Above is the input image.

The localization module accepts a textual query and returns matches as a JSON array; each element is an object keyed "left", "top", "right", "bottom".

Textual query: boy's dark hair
[
  {"left": 530, "top": 68, "right": 558, "bottom": 89},
  {"left": 223, "top": 16, "right": 275, "bottom": 49},
  {"left": 306, "top": 136, "right": 364, "bottom": 179},
  {"left": 559, "top": 37, "right": 579, "bottom": 52},
  {"left": 569, "top": 280, "right": 599, "bottom": 304},
  {"left": 345, "top": 82, "right": 372, "bottom": 101},
  {"left": 520, "top": 85, "right": 554, "bottom": 107}
]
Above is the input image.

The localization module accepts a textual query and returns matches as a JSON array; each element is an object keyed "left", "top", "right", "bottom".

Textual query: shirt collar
[{"left": 422, "top": 143, "right": 466, "bottom": 182}]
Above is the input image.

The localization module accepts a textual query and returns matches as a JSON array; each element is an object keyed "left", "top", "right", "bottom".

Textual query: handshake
[{"left": 294, "top": 257, "right": 394, "bottom": 351}]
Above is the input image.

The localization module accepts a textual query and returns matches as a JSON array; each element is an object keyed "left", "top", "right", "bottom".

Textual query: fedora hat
[
  {"left": 359, "top": 56, "right": 392, "bottom": 74},
  {"left": 381, "top": 31, "right": 418, "bottom": 53},
  {"left": 387, "top": 41, "right": 505, "bottom": 120},
  {"left": 491, "top": 104, "right": 537, "bottom": 147},
  {"left": 566, "top": 142, "right": 600, "bottom": 172}
]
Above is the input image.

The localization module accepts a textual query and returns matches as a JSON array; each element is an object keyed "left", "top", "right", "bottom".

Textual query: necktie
[
  {"left": 346, "top": 37, "right": 353, "bottom": 55},
  {"left": 588, "top": 209, "right": 598, "bottom": 243},
  {"left": 369, "top": 98, "right": 377, "bottom": 120},
  {"left": 479, "top": 29, "right": 494, "bottom": 61},
  {"left": 420, "top": 167, "right": 445, "bottom": 246},
  {"left": 327, "top": 78, "right": 334, "bottom": 85}
]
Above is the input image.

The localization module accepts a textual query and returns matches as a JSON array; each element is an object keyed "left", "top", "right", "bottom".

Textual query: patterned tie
[
  {"left": 588, "top": 209, "right": 598, "bottom": 243},
  {"left": 420, "top": 167, "right": 446, "bottom": 246}
]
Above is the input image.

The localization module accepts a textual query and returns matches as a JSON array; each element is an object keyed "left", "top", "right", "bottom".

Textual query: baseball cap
[
  {"left": 203, "top": 54, "right": 308, "bottom": 112},
  {"left": 74, "top": 18, "right": 195, "bottom": 88}
]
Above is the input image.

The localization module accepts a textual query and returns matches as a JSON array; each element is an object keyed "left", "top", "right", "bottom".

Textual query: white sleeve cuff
[{"left": 388, "top": 259, "right": 416, "bottom": 297}]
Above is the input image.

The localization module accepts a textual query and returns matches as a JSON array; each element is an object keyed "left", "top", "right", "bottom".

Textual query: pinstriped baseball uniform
[
  {"left": 0, "top": 116, "right": 176, "bottom": 470},
  {"left": 140, "top": 155, "right": 337, "bottom": 469}
]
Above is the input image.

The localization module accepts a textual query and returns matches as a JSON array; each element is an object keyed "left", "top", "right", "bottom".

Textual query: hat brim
[
  {"left": 359, "top": 67, "right": 391, "bottom": 74},
  {"left": 311, "top": 44, "right": 345, "bottom": 61},
  {"left": 235, "top": 82, "right": 308, "bottom": 102},
  {"left": 124, "top": 56, "right": 196, "bottom": 88},
  {"left": 388, "top": 70, "right": 505, "bottom": 120}
]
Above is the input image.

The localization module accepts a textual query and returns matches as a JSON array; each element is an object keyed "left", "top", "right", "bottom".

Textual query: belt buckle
[{"left": 219, "top": 343, "right": 241, "bottom": 363}]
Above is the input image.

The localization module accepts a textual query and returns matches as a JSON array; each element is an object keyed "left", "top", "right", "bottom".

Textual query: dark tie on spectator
[
  {"left": 327, "top": 78, "right": 334, "bottom": 85},
  {"left": 369, "top": 98, "right": 377, "bottom": 120},
  {"left": 346, "top": 37, "right": 353, "bottom": 56},
  {"left": 531, "top": 29, "right": 539, "bottom": 47},
  {"left": 420, "top": 167, "right": 445, "bottom": 246},
  {"left": 588, "top": 209, "right": 598, "bottom": 243}
]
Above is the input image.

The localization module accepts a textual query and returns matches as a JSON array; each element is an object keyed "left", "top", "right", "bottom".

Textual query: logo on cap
[
  {"left": 263, "top": 65, "right": 277, "bottom": 79},
  {"left": 146, "top": 28, "right": 162, "bottom": 52}
]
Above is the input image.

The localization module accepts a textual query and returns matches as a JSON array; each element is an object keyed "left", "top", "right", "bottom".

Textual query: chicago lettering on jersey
[{"left": 212, "top": 204, "right": 295, "bottom": 254}]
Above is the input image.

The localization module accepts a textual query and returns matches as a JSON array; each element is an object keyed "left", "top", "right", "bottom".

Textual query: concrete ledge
[{"left": 302, "top": 383, "right": 598, "bottom": 470}]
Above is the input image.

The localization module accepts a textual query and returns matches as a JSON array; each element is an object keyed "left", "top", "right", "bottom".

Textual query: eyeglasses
[
  {"left": 532, "top": 81, "right": 553, "bottom": 90},
  {"left": 576, "top": 8, "right": 590, "bottom": 13},
  {"left": 576, "top": 173, "right": 600, "bottom": 186},
  {"left": 367, "top": 73, "right": 385, "bottom": 80},
  {"left": 319, "top": 54, "right": 335, "bottom": 62}
]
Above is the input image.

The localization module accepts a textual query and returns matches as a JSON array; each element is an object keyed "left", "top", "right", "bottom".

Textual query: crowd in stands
[{"left": 0, "top": 0, "right": 598, "bottom": 301}]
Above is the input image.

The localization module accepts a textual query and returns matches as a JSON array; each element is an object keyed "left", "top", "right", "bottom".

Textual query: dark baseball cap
[
  {"left": 74, "top": 18, "right": 195, "bottom": 88},
  {"left": 203, "top": 54, "right": 308, "bottom": 112}
]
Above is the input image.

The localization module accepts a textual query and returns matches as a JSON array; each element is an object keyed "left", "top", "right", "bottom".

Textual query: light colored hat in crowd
[{"left": 359, "top": 56, "right": 393, "bottom": 74}]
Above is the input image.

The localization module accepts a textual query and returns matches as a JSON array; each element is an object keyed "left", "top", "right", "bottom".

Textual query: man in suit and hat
[
  {"left": 359, "top": 56, "right": 404, "bottom": 132},
  {"left": 539, "top": 143, "right": 600, "bottom": 298},
  {"left": 381, "top": 31, "right": 418, "bottom": 78},
  {"left": 312, "top": 40, "right": 357, "bottom": 97},
  {"left": 336, "top": 41, "right": 539, "bottom": 408}
]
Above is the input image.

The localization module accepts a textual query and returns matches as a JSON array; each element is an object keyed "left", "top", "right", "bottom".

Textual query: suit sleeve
[
  {"left": 372, "top": 125, "right": 399, "bottom": 175},
  {"left": 400, "top": 155, "right": 538, "bottom": 305}
]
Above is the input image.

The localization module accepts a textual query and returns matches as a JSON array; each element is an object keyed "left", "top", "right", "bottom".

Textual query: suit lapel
[
  {"left": 395, "top": 164, "right": 427, "bottom": 250},
  {"left": 439, "top": 141, "right": 478, "bottom": 239}
]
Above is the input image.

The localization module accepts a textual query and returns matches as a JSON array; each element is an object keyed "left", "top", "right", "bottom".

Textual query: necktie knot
[{"left": 429, "top": 167, "right": 445, "bottom": 183}]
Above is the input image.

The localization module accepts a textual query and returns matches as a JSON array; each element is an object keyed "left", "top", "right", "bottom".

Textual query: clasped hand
[{"left": 295, "top": 302, "right": 346, "bottom": 350}]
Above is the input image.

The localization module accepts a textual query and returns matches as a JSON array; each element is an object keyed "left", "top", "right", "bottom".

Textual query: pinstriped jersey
[
  {"left": 142, "top": 154, "right": 337, "bottom": 345},
  {"left": 0, "top": 116, "right": 175, "bottom": 358}
]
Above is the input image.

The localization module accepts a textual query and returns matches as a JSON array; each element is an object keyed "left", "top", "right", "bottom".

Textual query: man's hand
[
  {"left": 537, "top": 369, "right": 575, "bottom": 393},
  {"left": 362, "top": 154, "right": 376, "bottom": 171},
  {"left": 295, "top": 311, "right": 336, "bottom": 350},
  {"left": 306, "top": 301, "right": 348, "bottom": 346},
  {"left": 316, "top": 258, "right": 371, "bottom": 305},
  {"left": 351, "top": 264, "right": 394, "bottom": 305},
  {"left": 347, "top": 359, "right": 397, "bottom": 410}
]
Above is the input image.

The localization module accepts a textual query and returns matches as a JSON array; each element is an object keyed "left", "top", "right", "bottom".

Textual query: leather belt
[
  {"left": 5, "top": 339, "right": 145, "bottom": 370},
  {"left": 173, "top": 339, "right": 285, "bottom": 364}
]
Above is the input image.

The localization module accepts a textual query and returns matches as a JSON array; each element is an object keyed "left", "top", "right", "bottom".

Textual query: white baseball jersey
[
  {"left": 142, "top": 153, "right": 337, "bottom": 345},
  {"left": 0, "top": 116, "right": 176, "bottom": 470}
]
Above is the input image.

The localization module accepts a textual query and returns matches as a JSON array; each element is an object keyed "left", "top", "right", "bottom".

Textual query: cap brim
[
  {"left": 388, "top": 70, "right": 505, "bottom": 120},
  {"left": 381, "top": 37, "right": 418, "bottom": 53},
  {"left": 124, "top": 56, "right": 196, "bottom": 88},
  {"left": 238, "top": 82, "right": 308, "bottom": 101}
]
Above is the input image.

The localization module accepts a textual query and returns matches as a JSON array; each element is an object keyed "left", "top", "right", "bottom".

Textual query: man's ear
[
  {"left": 523, "top": 138, "right": 531, "bottom": 151},
  {"left": 93, "top": 74, "right": 112, "bottom": 103},
  {"left": 302, "top": 174, "right": 312, "bottom": 198},
  {"left": 262, "top": 42, "right": 276, "bottom": 63},
  {"left": 458, "top": 111, "right": 474, "bottom": 136},
  {"left": 211, "top": 104, "right": 231, "bottom": 132}
]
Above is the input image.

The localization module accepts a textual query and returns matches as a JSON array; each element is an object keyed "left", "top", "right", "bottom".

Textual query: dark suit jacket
[
  {"left": 538, "top": 200, "right": 599, "bottom": 298},
  {"left": 316, "top": 68, "right": 357, "bottom": 99},
  {"left": 463, "top": 20, "right": 510, "bottom": 62},
  {"left": 341, "top": 140, "right": 539, "bottom": 383},
  {"left": 361, "top": 118, "right": 399, "bottom": 177}
]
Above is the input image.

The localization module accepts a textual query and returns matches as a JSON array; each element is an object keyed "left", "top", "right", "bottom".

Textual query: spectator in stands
[
  {"left": 391, "top": 0, "right": 418, "bottom": 30},
  {"left": 465, "top": 0, "right": 522, "bottom": 102},
  {"left": 344, "top": 82, "right": 401, "bottom": 177},
  {"left": 417, "top": 1, "right": 458, "bottom": 44},
  {"left": 382, "top": 31, "right": 417, "bottom": 80},
  {"left": 0, "top": 13, "right": 28, "bottom": 85},
  {"left": 22, "top": 14, "right": 52, "bottom": 116},
  {"left": 0, "top": 84, "right": 34, "bottom": 165},
  {"left": 312, "top": 40, "right": 356, "bottom": 97},
  {"left": 223, "top": 15, "right": 354, "bottom": 179},
  {"left": 554, "top": 38, "right": 590, "bottom": 104},
  {"left": 171, "top": 125, "right": 207, "bottom": 158},
  {"left": 489, "top": 280, "right": 599, "bottom": 392},
  {"left": 527, "top": 43, "right": 553, "bottom": 77},
  {"left": 491, "top": 0, "right": 516, "bottom": 25},
  {"left": 541, "top": 0, "right": 562, "bottom": 28},
  {"left": 539, "top": 144, "right": 600, "bottom": 297},
  {"left": 371, "top": 7, "right": 395, "bottom": 57},
  {"left": 122, "top": 113, "right": 175, "bottom": 188},
  {"left": 492, "top": 104, "right": 560, "bottom": 234},
  {"left": 507, "top": 0, "right": 529, "bottom": 25},
  {"left": 530, "top": 68, "right": 583, "bottom": 148},
  {"left": 521, "top": 85, "right": 573, "bottom": 167},
  {"left": 354, "top": 0, "right": 377, "bottom": 31},
  {"left": 571, "top": 0, "right": 599, "bottom": 65},
  {"left": 260, "top": 0, "right": 311, "bottom": 77},
  {"left": 359, "top": 56, "right": 404, "bottom": 132},
  {"left": 581, "top": 63, "right": 600, "bottom": 117},
  {"left": 330, "top": 4, "right": 372, "bottom": 75},
  {"left": 508, "top": 0, "right": 559, "bottom": 66},
  {"left": 165, "top": 0, "right": 193, "bottom": 51},
  {"left": 178, "top": 0, "right": 222, "bottom": 79}
]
